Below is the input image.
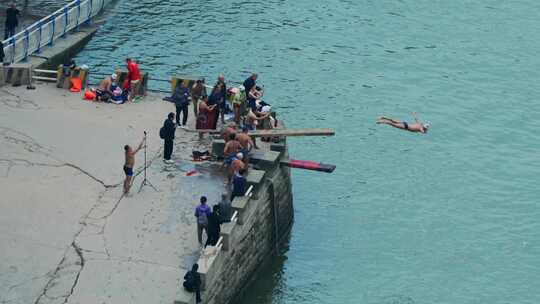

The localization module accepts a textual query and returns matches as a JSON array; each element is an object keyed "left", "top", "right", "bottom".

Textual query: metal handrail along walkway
[{"left": 1, "top": 0, "right": 112, "bottom": 64}]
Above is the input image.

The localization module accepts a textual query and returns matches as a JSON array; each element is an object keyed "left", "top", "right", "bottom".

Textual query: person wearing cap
[
  {"left": 376, "top": 112, "right": 430, "bottom": 134},
  {"left": 96, "top": 73, "right": 116, "bottom": 102}
]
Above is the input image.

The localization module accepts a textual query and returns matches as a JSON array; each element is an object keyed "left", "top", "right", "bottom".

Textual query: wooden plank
[
  {"left": 249, "top": 128, "right": 335, "bottom": 137},
  {"left": 185, "top": 128, "right": 335, "bottom": 137},
  {"left": 281, "top": 159, "right": 336, "bottom": 173}
]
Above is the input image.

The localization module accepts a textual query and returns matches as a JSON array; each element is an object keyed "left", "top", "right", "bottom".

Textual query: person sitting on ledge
[
  {"left": 376, "top": 112, "right": 430, "bottom": 134},
  {"left": 96, "top": 73, "right": 116, "bottom": 102},
  {"left": 231, "top": 169, "right": 247, "bottom": 202},
  {"left": 183, "top": 263, "right": 202, "bottom": 303},
  {"left": 228, "top": 152, "right": 245, "bottom": 184}
]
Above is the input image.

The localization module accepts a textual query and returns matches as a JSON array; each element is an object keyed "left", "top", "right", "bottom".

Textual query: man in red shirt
[{"left": 126, "top": 58, "right": 142, "bottom": 101}]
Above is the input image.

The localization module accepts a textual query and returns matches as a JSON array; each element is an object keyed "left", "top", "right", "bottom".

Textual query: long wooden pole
[{"left": 185, "top": 128, "right": 335, "bottom": 137}]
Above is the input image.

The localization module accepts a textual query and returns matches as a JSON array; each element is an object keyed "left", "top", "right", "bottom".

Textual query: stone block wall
[{"left": 192, "top": 143, "right": 294, "bottom": 304}]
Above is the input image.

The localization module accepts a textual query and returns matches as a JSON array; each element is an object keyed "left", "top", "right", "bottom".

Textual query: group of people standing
[{"left": 169, "top": 73, "right": 274, "bottom": 138}]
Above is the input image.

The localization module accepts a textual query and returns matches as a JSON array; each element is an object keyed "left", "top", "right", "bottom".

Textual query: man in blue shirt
[
  {"left": 194, "top": 196, "right": 211, "bottom": 244},
  {"left": 173, "top": 81, "right": 190, "bottom": 127}
]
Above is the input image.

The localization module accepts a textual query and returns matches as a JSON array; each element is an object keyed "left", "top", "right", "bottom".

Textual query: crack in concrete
[
  {"left": 64, "top": 242, "right": 84, "bottom": 304},
  {"left": 0, "top": 89, "right": 41, "bottom": 110},
  {"left": 0, "top": 158, "right": 118, "bottom": 188},
  {"left": 22, "top": 140, "right": 165, "bottom": 303},
  {"left": 0, "top": 126, "right": 51, "bottom": 156}
]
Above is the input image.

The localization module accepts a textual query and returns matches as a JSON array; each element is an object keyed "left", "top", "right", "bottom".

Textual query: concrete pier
[{"left": 0, "top": 83, "right": 227, "bottom": 303}]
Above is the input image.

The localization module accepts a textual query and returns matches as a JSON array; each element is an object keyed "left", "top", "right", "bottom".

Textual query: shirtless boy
[
  {"left": 377, "top": 112, "right": 430, "bottom": 134},
  {"left": 236, "top": 127, "right": 255, "bottom": 163},
  {"left": 123, "top": 137, "right": 145, "bottom": 194}
]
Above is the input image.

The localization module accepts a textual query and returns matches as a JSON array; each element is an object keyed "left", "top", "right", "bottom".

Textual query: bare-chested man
[
  {"left": 223, "top": 133, "right": 241, "bottom": 166},
  {"left": 96, "top": 73, "right": 116, "bottom": 101},
  {"left": 236, "top": 127, "right": 255, "bottom": 163},
  {"left": 221, "top": 122, "right": 236, "bottom": 142},
  {"left": 123, "top": 137, "right": 145, "bottom": 194},
  {"left": 377, "top": 112, "right": 430, "bottom": 134},
  {"left": 229, "top": 153, "right": 245, "bottom": 183}
]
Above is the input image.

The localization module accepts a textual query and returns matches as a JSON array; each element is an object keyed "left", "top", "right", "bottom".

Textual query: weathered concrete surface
[{"left": 0, "top": 83, "right": 226, "bottom": 303}]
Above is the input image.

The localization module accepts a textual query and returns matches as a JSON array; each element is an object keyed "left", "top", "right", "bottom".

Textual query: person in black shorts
[
  {"left": 123, "top": 137, "right": 145, "bottom": 194},
  {"left": 377, "top": 112, "right": 430, "bottom": 134}
]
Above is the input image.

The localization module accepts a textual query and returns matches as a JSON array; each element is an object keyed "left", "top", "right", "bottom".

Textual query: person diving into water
[{"left": 377, "top": 112, "right": 430, "bottom": 134}]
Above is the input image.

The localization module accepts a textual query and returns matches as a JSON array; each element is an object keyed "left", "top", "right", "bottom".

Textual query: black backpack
[{"left": 159, "top": 126, "right": 165, "bottom": 139}]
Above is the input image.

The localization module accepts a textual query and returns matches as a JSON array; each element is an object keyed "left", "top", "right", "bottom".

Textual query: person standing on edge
[
  {"left": 243, "top": 73, "right": 257, "bottom": 95},
  {"left": 194, "top": 196, "right": 211, "bottom": 245},
  {"left": 218, "top": 193, "right": 232, "bottom": 223},
  {"left": 208, "top": 82, "right": 222, "bottom": 129},
  {"left": 205, "top": 205, "right": 222, "bottom": 247},
  {"left": 236, "top": 126, "right": 256, "bottom": 162},
  {"left": 231, "top": 169, "right": 247, "bottom": 202},
  {"left": 162, "top": 112, "right": 176, "bottom": 163},
  {"left": 215, "top": 74, "right": 227, "bottom": 125},
  {"left": 191, "top": 79, "right": 206, "bottom": 117},
  {"left": 126, "top": 58, "right": 142, "bottom": 101},
  {"left": 4, "top": 3, "right": 19, "bottom": 40},
  {"left": 173, "top": 81, "right": 190, "bottom": 128},
  {"left": 123, "top": 137, "right": 145, "bottom": 195}
]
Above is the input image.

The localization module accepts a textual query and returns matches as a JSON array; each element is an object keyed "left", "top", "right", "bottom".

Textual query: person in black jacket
[
  {"left": 162, "top": 112, "right": 176, "bottom": 163},
  {"left": 4, "top": 3, "right": 20, "bottom": 40},
  {"left": 205, "top": 205, "right": 223, "bottom": 247},
  {"left": 183, "top": 263, "right": 202, "bottom": 303},
  {"left": 173, "top": 81, "right": 190, "bottom": 127}
]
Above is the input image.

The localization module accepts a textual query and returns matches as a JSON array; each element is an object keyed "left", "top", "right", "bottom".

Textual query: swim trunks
[
  {"left": 403, "top": 122, "right": 409, "bottom": 130},
  {"left": 240, "top": 148, "right": 249, "bottom": 158},
  {"left": 123, "top": 166, "right": 133, "bottom": 176},
  {"left": 224, "top": 155, "right": 236, "bottom": 166}
]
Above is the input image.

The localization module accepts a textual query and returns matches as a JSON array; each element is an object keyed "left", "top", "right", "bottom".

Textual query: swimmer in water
[{"left": 377, "top": 112, "right": 430, "bottom": 134}]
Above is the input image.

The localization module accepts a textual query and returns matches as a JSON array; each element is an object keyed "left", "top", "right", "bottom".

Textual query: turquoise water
[{"left": 76, "top": 1, "right": 540, "bottom": 303}]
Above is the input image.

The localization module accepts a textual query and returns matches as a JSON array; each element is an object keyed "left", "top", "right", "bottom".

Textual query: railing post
[
  {"left": 86, "top": 0, "right": 93, "bottom": 25},
  {"left": 10, "top": 37, "right": 15, "bottom": 63},
  {"left": 36, "top": 21, "right": 42, "bottom": 53},
  {"left": 75, "top": 0, "right": 81, "bottom": 31},
  {"left": 100, "top": 0, "right": 105, "bottom": 12},
  {"left": 49, "top": 16, "right": 56, "bottom": 46},
  {"left": 22, "top": 29, "right": 29, "bottom": 61},
  {"left": 62, "top": 7, "right": 68, "bottom": 38}
]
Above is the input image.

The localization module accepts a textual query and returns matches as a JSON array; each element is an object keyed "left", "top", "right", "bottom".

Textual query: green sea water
[{"left": 76, "top": 1, "right": 540, "bottom": 303}]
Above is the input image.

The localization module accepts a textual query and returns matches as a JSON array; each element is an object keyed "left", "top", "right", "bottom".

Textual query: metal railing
[{"left": 2, "top": 0, "right": 112, "bottom": 64}]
